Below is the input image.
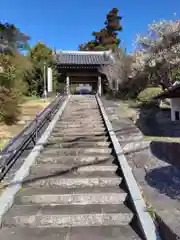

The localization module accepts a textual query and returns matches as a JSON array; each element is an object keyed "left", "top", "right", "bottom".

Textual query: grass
[
  {"left": 146, "top": 205, "right": 156, "bottom": 220},
  {"left": 0, "top": 96, "right": 53, "bottom": 150},
  {"left": 120, "top": 99, "right": 139, "bottom": 122},
  {"left": 144, "top": 135, "right": 180, "bottom": 142},
  {"left": 138, "top": 183, "right": 156, "bottom": 220}
]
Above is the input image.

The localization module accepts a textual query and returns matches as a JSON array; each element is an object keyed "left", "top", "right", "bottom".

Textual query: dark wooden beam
[
  {"left": 66, "top": 72, "right": 100, "bottom": 77},
  {"left": 57, "top": 64, "right": 101, "bottom": 69}
]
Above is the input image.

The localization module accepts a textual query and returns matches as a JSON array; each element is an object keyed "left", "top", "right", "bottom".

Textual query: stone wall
[
  {"left": 136, "top": 107, "right": 180, "bottom": 137},
  {"left": 150, "top": 141, "right": 180, "bottom": 168},
  {"left": 135, "top": 106, "right": 180, "bottom": 167}
]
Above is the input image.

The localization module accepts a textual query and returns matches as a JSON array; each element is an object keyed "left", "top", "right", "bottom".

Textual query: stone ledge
[
  {"left": 101, "top": 97, "right": 180, "bottom": 240},
  {"left": 97, "top": 96, "right": 161, "bottom": 240}
]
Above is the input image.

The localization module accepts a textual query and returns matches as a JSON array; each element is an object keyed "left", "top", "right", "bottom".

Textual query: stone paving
[
  {"left": 101, "top": 98, "right": 180, "bottom": 240},
  {"left": 0, "top": 96, "right": 142, "bottom": 240}
]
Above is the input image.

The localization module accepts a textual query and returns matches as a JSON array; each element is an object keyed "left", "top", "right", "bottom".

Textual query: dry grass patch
[
  {"left": 120, "top": 100, "right": 139, "bottom": 123},
  {"left": 144, "top": 135, "right": 180, "bottom": 142},
  {"left": 0, "top": 97, "right": 53, "bottom": 150}
]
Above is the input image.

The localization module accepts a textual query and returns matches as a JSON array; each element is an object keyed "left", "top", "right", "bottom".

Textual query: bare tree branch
[{"left": 99, "top": 49, "right": 133, "bottom": 92}]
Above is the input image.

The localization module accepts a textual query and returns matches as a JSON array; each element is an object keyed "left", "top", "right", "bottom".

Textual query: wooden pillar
[
  {"left": 66, "top": 75, "right": 70, "bottom": 95},
  {"left": 98, "top": 76, "right": 102, "bottom": 96}
]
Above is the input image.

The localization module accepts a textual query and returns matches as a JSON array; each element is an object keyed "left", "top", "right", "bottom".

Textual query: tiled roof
[{"left": 55, "top": 51, "right": 113, "bottom": 65}]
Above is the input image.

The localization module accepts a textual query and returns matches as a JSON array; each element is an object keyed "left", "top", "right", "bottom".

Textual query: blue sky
[{"left": 0, "top": 0, "right": 179, "bottom": 53}]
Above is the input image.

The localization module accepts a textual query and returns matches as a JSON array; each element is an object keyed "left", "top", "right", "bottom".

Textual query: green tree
[
  {"left": 27, "top": 42, "right": 57, "bottom": 96},
  {"left": 0, "top": 22, "right": 31, "bottom": 94},
  {"left": 79, "top": 8, "right": 122, "bottom": 51},
  {"left": 0, "top": 22, "right": 31, "bottom": 124},
  {"left": 0, "top": 22, "right": 30, "bottom": 54}
]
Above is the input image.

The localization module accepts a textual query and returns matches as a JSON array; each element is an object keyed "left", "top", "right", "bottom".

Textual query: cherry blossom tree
[{"left": 131, "top": 19, "right": 180, "bottom": 90}]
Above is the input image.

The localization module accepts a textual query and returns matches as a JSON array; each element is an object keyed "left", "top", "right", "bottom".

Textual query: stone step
[
  {"left": 63, "top": 109, "right": 100, "bottom": 111},
  {"left": 62, "top": 105, "right": 98, "bottom": 108},
  {"left": 53, "top": 126, "right": 105, "bottom": 132},
  {"left": 63, "top": 113, "right": 101, "bottom": 116},
  {"left": 53, "top": 132, "right": 107, "bottom": 138},
  {"left": 28, "top": 167, "right": 117, "bottom": 178},
  {"left": 24, "top": 176, "right": 121, "bottom": 188},
  {"left": 53, "top": 129, "right": 106, "bottom": 134},
  {"left": 63, "top": 105, "right": 98, "bottom": 107},
  {"left": 64, "top": 104, "right": 98, "bottom": 106},
  {"left": 44, "top": 141, "right": 110, "bottom": 148},
  {"left": 0, "top": 97, "right": 142, "bottom": 239},
  {"left": 65, "top": 111, "right": 101, "bottom": 113},
  {"left": 67, "top": 107, "right": 97, "bottom": 109},
  {"left": 55, "top": 123, "right": 105, "bottom": 128},
  {"left": 63, "top": 112, "right": 101, "bottom": 114},
  {"left": 68, "top": 225, "right": 142, "bottom": 240},
  {"left": 29, "top": 167, "right": 118, "bottom": 179},
  {"left": 47, "top": 137, "right": 110, "bottom": 144},
  {"left": 37, "top": 155, "right": 115, "bottom": 165},
  {"left": 62, "top": 113, "right": 101, "bottom": 116},
  {"left": 0, "top": 227, "right": 70, "bottom": 240},
  {"left": 16, "top": 186, "right": 124, "bottom": 198},
  {"left": 65, "top": 109, "right": 100, "bottom": 111},
  {"left": 60, "top": 118, "right": 103, "bottom": 121},
  {"left": 56, "top": 121, "right": 105, "bottom": 128},
  {"left": 30, "top": 164, "right": 118, "bottom": 175},
  {"left": 0, "top": 226, "right": 141, "bottom": 240},
  {"left": 66, "top": 108, "right": 100, "bottom": 110},
  {"left": 15, "top": 190, "right": 127, "bottom": 205},
  {"left": 49, "top": 135, "right": 109, "bottom": 142},
  {"left": 61, "top": 117, "right": 102, "bottom": 120},
  {"left": 67, "top": 103, "right": 98, "bottom": 104},
  {"left": 0, "top": 225, "right": 142, "bottom": 240},
  {"left": 57, "top": 122, "right": 104, "bottom": 126},
  {"left": 64, "top": 110, "right": 98, "bottom": 112},
  {"left": 57, "top": 120, "right": 104, "bottom": 124},
  {"left": 51, "top": 132, "right": 108, "bottom": 137},
  {"left": 3, "top": 205, "right": 133, "bottom": 228},
  {"left": 65, "top": 104, "right": 98, "bottom": 106},
  {"left": 69, "top": 99, "right": 96, "bottom": 100},
  {"left": 66, "top": 101, "right": 97, "bottom": 103},
  {"left": 61, "top": 112, "right": 101, "bottom": 115},
  {"left": 60, "top": 112, "right": 101, "bottom": 115},
  {"left": 42, "top": 147, "right": 112, "bottom": 156},
  {"left": 62, "top": 113, "right": 94, "bottom": 115},
  {"left": 67, "top": 103, "right": 98, "bottom": 105},
  {"left": 56, "top": 125, "right": 105, "bottom": 130},
  {"left": 7, "top": 204, "right": 130, "bottom": 217}
]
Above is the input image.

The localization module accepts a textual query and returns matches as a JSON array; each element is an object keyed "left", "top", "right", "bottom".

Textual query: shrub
[
  {"left": 0, "top": 87, "right": 21, "bottom": 125},
  {"left": 137, "top": 87, "right": 162, "bottom": 106}
]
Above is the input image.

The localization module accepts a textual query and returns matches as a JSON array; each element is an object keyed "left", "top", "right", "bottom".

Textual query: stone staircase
[{"left": 0, "top": 95, "right": 142, "bottom": 239}]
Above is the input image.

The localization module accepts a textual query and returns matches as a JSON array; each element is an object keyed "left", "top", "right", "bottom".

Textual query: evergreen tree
[
  {"left": 0, "top": 22, "right": 30, "bottom": 54},
  {"left": 27, "top": 42, "right": 57, "bottom": 96},
  {"left": 79, "top": 8, "right": 122, "bottom": 51}
]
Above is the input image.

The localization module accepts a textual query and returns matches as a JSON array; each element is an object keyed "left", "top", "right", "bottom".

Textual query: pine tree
[
  {"left": 79, "top": 8, "right": 122, "bottom": 51},
  {"left": 0, "top": 22, "right": 30, "bottom": 53}
]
